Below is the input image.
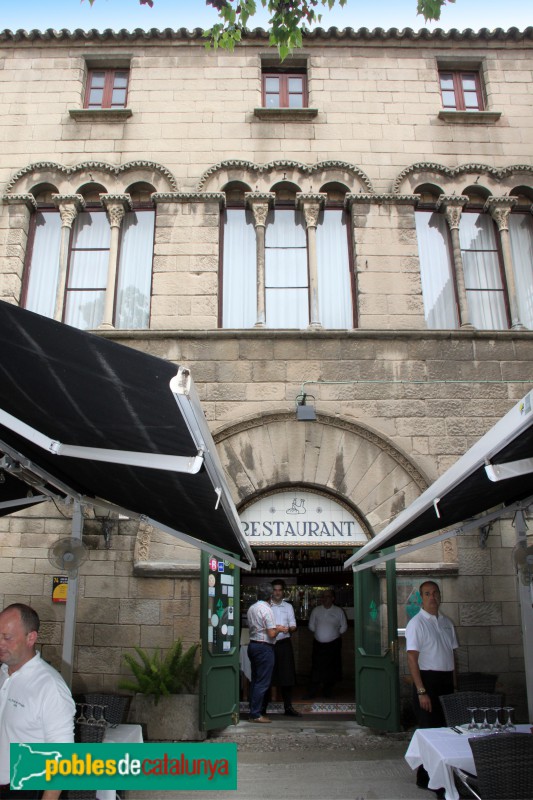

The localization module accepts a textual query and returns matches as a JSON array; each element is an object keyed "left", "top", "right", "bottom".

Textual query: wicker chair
[
  {"left": 74, "top": 721, "right": 107, "bottom": 743},
  {"left": 439, "top": 692, "right": 503, "bottom": 727},
  {"left": 83, "top": 693, "right": 130, "bottom": 726},
  {"left": 454, "top": 733, "right": 533, "bottom": 800}
]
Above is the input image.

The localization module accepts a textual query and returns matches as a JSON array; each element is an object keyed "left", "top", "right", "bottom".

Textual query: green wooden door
[
  {"left": 199, "top": 551, "right": 241, "bottom": 730},
  {"left": 354, "top": 548, "right": 400, "bottom": 731}
]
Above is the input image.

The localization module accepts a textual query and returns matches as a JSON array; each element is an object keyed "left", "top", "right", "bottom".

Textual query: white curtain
[
  {"left": 116, "top": 210, "right": 155, "bottom": 329},
  {"left": 64, "top": 211, "right": 110, "bottom": 329},
  {"left": 415, "top": 211, "right": 458, "bottom": 329},
  {"left": 24, "top": 212, "right": 62, "bottom": 317},
  {"left": 265, "top": 209, "right": 308, "bottom": 328},
  {"left": 316, "top": 210, "right": 352, "bottom": 328},
  {"left": 459, "top": 212, "right": 507, "bottom": 330},
  {"left": 222, "top": 209, "right": 257, "bottom": 328},
  {"left": 509, "top": 214, "right": 533, "bottom": 330}
]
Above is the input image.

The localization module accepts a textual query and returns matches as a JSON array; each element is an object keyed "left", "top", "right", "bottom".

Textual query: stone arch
[
  {"left": 394, "top": 161, "right": 533, "bottom": 197},
  {"left": 4, "top": 160, "right": 177, "bottom": 196},
  {"left": 198, "top": 159, "right": 374, "bottom": 194},
  {"left": 213, "top": 411, "right": 429, "bottom": 539}
]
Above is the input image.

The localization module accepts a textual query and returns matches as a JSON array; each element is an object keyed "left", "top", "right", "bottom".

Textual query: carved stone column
[
  {"left": 297, "top": 193, "right": 327, "bottom": 329},
  {"left": 437, "top": 195, "right": 472, "bottom": 328},
  {"left": 52, "top": 194, "right": 85, "bottom": 322},
  {"left": 485, "top": 196, "right": 522, "bottom": 329},
  {"left": 99, "top": 194, "right": 131, "bottom": 329},
  {"left": 245, "top": 193, "right": 274, "bottom": 328}
]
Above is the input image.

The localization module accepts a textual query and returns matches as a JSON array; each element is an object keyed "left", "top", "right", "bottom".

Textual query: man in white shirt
[
  {"left": 0, "top": 603, "right": 75, "bottom": 800},
  {"left": 246, "top": 585, "right": 279, "bottom": 723},
  {"left": 405, "top": 581, "right": 458, "bottom": 795},
  {"left": 262, "top": 580, "right": 301, "bottom": 718},
  {"left": 306, "top": 589, "right": 347, "bottom": 699}
]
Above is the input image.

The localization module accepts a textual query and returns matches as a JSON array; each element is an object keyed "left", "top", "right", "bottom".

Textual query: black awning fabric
[
  {"left": 0, "top": 302, "right": 252, "bottom": 565},
  {"left": 347, "top": 388, "right": 533, "bottom": 566},
  {"left": 0, "top": 470, "right": 51, "bottom": 516}
]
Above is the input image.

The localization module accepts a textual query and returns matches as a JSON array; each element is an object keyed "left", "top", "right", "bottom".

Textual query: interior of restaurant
[{"left": 240, "top": 547, "right": 355, "bottom": 709}]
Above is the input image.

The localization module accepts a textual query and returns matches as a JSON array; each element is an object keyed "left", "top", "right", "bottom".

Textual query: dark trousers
[
  {"left": 0, "top": 789, "right": 41, "bottom": 799},
  {"left": 413, "top": 670, "right": 454, "bottom": 788},
  {"left": 247, "top": 641, "right": 275, "bottom": 719}
]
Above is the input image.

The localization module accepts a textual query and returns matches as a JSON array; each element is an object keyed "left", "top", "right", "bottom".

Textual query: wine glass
[
  {"left": 491, "top": 707, "right": 503, "bottom": 732},
  {"left": 75, "top": 703, "right": 87, "bottom": 723},
  {"left": 479, "top": 707, "right": 490, "bottom": 730},
  {"left": 503, "top": 706, "right": 516, "bottom": 730},
  {"left": 85, "top": 704, "right": 97, "bottom": 725},
  {"left": 466, "top": 707, "right": 478, "bottom": 731}
]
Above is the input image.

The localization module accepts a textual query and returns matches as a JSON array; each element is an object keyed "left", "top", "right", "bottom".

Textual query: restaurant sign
[{"left": 240, "top": 490, "right": 367, "bottom": 546}]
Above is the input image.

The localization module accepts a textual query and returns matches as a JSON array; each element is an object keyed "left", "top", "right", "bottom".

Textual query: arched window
[
  {"left": 221, "top": 178, "right": 353, "bottom": 329},
  {"left": 23, "top": 181, "right": 155, "bottom": 330},
  {"left": 414, "top": 185, "right": 459, "bottom": 329},
  {"left": 509, "top": 187, "right": 533, "bottom": 329},
  {"left": 459, "top": 188, "right": 508, "bottom": 330}
]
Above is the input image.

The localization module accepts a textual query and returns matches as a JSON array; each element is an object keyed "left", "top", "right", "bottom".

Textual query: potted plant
[{"left": 120, "top": 639, "right": 205, "bottom": 741}]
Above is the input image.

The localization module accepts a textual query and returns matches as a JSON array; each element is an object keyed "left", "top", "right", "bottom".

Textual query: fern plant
[{"left": 119, "top": 639, "right": 199, "bottom": 705}]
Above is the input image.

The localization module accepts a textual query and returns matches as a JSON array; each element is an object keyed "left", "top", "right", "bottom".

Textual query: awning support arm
[
  {"left": 485, "top": 458, "right": 533, "bottom": 482},
  {"left": 0, "top": 408, "right": 204, "bottom": 474},
  {"left": 348, "top": 495, "right": 533, "bottom": 574}
]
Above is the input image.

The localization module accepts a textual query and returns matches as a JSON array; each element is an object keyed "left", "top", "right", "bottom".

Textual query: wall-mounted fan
[{"left": 48, "top": 537, "right": 88, "bottom": 576}]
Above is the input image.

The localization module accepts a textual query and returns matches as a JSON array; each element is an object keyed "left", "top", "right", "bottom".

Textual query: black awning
[
  {"left": 346, "top": 389, "right": 533, "bottom": 567},
  {"left": 0, "top": 302, "right": 253, "bottom": 567}
]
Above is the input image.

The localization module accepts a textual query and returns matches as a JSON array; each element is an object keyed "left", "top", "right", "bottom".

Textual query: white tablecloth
[
  {"left": 96, "top": 724, "right": 144, "bottom": 800},
  {"left": 405, "top": 725, "right": 531, "bottom": 800}
]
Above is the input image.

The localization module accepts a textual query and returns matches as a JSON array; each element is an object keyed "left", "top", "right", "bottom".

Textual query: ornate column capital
[
  {"left": 52, "top": 194, "right": 86, "bottom": 228},
  {"left": 296, "top": 193, "right": 327, "bottom": 229},
  {"left": 245, "top": 192, "right": 275, "bottom": 228},
  {"left": 436, "top": 195, "right": 469, "bottom": 230},
  {"left": 484, "top": 196, "right": 518, "bottom": 231},
  {"left": 100, "top": 194, "right": 132, "bottom": 228}
]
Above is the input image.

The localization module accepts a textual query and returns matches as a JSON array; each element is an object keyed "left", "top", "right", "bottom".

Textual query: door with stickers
[
  {"left": 199, "top": 551, "right": 241, "bottom": 730},
  {"left": 353, "top": 547, "right": 400, "bottom": 731}
]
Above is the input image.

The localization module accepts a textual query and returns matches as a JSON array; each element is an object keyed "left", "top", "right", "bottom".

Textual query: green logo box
[{"left": 11, "top": 742, "right": 237, "bottom": 791}]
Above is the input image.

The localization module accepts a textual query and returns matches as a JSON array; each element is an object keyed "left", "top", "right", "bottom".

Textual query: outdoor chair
[
  {"left": 439, "top": 691, "right": 503, "bottom": 727},
  {"left": 454, "top": 733, "right": 533, "bottom": 800},
  {"left": 74, "top": 720, "right": 106, "bottom": 743},
  {"left": 83, "top": 693, "right": 130, "bottom": 726}
]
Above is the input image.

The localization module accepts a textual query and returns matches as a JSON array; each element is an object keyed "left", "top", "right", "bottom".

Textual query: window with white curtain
[
  {"left": 509, "top": 213, "right": 533, "bottom": 330},
  {"left": 459, "top": 211, "right": 508, "bottom": 330},
  {"left": 24, "top": 208, "right": 155, "bottom": 330},
  {"left": 222, "top": 205, "right": 352, "bottom": 329},
  {"left": 265, "top": 208, "right": 308, "bottom": 329},
  {"left": 415, "top": 210, "right": 459, "bottom": 328}
]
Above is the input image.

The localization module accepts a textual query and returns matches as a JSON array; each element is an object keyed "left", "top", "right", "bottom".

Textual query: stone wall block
[
  {"left": 118, "top": 599, "right": 160, "bottom": 625},
  {"left": 459, "top": 602, "right": 502, "bottom": 626}
]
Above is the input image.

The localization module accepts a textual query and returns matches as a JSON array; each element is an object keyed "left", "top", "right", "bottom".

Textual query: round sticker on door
[
  {"left": 208, "top": 574, "right": 216, "bottom": 587},
  {"left": 221, "top": 624, "right": 228, "bottom": 635},
  {"left": 211, "top": 614, "right": 219, "bottom": 627}
]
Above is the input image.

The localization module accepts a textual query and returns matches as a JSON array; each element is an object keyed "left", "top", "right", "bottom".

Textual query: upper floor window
[
  {"left": 415, "top": 209, "right": 459, "bottom": 329},
  {"left": 85, "top": 69, "right": 129, "bottom": 109},
  {"left": 221, "top": 185, "right": 352, "bottom": 330},
  {"left": 262, "top": 71, "right": 307, "bottom": 109},
  {"left": 23, "top": 205, "right": 154, "bottom": 330},
  {"left": 439, "top": 71, "right": 483, "bottom": 111},
  {"left": 459, "top": 210, "right": 508, "bottom": 329},
  {"left": 509, "top": 211, "right": 533, "bottom": 329}
]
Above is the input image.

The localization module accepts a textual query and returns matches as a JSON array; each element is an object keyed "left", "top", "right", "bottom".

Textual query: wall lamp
[{"left": 295, "top": 393, "right": 317, "bottom": 421}]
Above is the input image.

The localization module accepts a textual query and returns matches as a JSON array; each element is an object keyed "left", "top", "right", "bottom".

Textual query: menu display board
[{"left": 206, "top": 556, "right": 237, "bottom": 655}]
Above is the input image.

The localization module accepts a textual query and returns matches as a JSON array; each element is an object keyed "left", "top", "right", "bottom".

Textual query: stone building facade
[{"left": 0, "top": 25, "right": 532, "bottom": 717}]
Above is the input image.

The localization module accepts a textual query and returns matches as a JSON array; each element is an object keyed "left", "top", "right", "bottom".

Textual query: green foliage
[
  {"left": 119, "top": 639, "right": 199, "bottom": 705},
  {"left": 87, "top": 0, "right": 457, "bottom": 59}
]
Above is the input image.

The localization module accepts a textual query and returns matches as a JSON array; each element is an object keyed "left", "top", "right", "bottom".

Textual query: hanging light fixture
[{"left": 295, "top": 393, "right": 317, "bottom": 421}]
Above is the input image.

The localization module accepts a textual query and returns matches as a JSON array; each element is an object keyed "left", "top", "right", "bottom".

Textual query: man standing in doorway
[
  {"left": 0, "top": 603, "right": 75, "bottom": 800},
  {"left": 306, "top": 589, "right": 347, "bottom": 698},
  {"left": 263, "top": 580, "right": 301, "bottom": 718},
  {"left": 246, "top": 584, "right": 279, "bottom": 723},
  {"left": 406, "top": 580, "right": 458, "bottom": 795}
]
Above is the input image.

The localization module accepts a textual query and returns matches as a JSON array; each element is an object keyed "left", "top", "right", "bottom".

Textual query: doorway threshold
[{"left": 240, "top": 701, "right": 356, "bottom": 715}]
